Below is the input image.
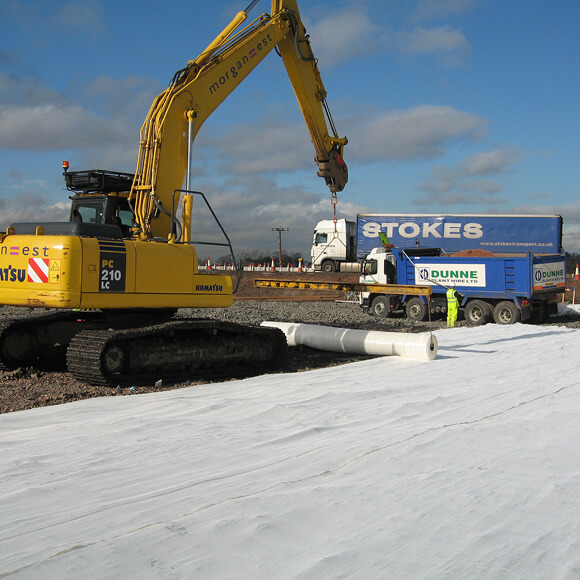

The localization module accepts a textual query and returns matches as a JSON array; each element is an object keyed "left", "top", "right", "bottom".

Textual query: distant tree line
[{"left": 217, "top": 250, "right": 304, "bottom": 267}]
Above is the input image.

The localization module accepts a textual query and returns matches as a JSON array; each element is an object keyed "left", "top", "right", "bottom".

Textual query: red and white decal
[{"left": 28, "top": 258, "right": 49, "bottom": 283}]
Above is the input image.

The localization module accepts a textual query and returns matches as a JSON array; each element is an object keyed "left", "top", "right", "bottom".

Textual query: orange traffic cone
[
  {"left": 575, "top": 264, "right": 579, "bottom": 280},
  {"left": 298, "top": 257, "right": 303, "bottom": 273},
  {"left": 207, "top": 257, "right": 212, "bottom": 271},
  {"left": 271, "top": 257, "right": 276, "bottom": 272}
]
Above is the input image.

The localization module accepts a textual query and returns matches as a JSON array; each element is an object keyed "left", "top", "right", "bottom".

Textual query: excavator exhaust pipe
[{"left": 261, "top": 321, "right": 437, "bottom": 361}]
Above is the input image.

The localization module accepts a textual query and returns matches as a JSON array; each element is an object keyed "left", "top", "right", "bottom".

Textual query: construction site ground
[
  {"left": 233, "top": 270, "right": 359, "bottom": 301},
  {"left": 1, "top": 271, "right": 579, "bottom": 414}
]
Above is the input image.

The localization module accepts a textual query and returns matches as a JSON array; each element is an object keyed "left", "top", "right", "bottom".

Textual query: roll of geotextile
[{"left": 261, "top": 321, "right": 437, "bottom": 361}]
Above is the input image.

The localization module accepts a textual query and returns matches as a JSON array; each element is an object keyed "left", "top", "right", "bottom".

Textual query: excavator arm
[{"left": 130, "top": 0, "right": 348, "bottom": 240}]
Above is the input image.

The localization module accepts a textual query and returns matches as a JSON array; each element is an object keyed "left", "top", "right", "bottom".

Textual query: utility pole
[{"left": 272, "top": 226, "right": 289, "bottom": 268}]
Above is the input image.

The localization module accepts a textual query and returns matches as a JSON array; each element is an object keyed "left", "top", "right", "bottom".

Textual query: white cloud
[
  {"left": 514, "top": 201, "right": 580, "bottom": 223},
  {"left": 304, "top": 8, "right": 381, "bottom": 68},
  {"left": 398, "top": 26, "right": 470, "bottom": 56},
  {"left": 347, "top": 105, "right": 487, "bottom": 162},
  {"left": 459, "top": 179, "right": 504, "bottom": 194},
  {"left": 0, "top": 72, "right": 61, "bottom": 106},
  {"left": 0, "top": 103, "right": 132, "bottom": 152},
  {"left": 212, "top": 119, "right": 313, "bottom": 175},
  {"left": 396, "top": 25, "right": 470, "bottom": 66},
  {"left": 456, "top": 147, "right": 523, "bottom": 177},
  {"left": 413, "top": 147, "right": 524, "bottom": 208},
  {"left": 305, "top": 7, "right": 470, "bottom": 69},
  {"left": 75, "top": 75, "right": 163, "bottom": 121},
  {"left": 0, "top": 194, "right": 69, "bottom": 227},
  {"left": 0, "top": 72, "right": 160, "bottom": 169},
  {"left": 204, "top": 105, "right": 488, "bottom": 187},
  {"left": 188, "top": 175, "right": 368, "bottom": 256}
]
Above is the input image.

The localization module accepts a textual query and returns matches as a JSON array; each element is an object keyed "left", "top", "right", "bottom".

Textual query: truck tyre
[
  {"left": 493, "top": 301, "right": 521, "bottom": 325},
  {"left": 370, "top": 295, "right": 391, "bottom": 318},
  {"left": 464, "top": 300, "right": 492, "bottom": 326},
  {"left": 321, "top": 260, "right": 336, "bottom": 273},
  {"left": 406, "top": 297, "right": 427, "bottom": 321}
]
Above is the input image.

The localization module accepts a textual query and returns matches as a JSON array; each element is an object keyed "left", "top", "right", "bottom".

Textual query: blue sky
[{"left": 0, "top": 0, "right": 579, "bottom": 258}]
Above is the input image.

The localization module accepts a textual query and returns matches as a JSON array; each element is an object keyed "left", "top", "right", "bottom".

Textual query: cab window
[
  {"left": 363, "top": 259, "right": 377, "bottom": 275},
  {"left": 72, "top": 204, "right": 103, "bottom": 224}
]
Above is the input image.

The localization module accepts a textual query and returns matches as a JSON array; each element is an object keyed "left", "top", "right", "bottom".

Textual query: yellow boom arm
[{"left": 130, "top": 0, "right": 348, "bottom": 240}]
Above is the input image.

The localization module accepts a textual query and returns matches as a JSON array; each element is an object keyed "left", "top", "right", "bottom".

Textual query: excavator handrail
[
  {"left": 171, "top": 188, "right": 242, "bottom": 292},
  {"left": 172, "top": 189, "right": 236, "bottom": 249}
]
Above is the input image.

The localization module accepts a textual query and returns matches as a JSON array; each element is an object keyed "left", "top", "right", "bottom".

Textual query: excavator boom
[{"left": 131, "top": 0, "right": 347, "bottom": 239}]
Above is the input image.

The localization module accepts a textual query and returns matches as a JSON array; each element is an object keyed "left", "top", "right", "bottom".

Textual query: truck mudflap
[{"left": 520, "top": 305, "right": 532, "bottom": 321}]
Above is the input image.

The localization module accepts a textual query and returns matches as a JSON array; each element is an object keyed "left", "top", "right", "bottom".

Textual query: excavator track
[
  {"left": 66, "top": 319, "right": 288, "bottom": 387},
  {"left": 0, "top": 310, "right": 105, "bottom": 371}
]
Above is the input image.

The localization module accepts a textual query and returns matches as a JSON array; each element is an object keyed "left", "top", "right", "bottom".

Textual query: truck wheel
[
  {"left": 321, "top": 260, "right": 335, "bottom": 273},
  {"left": 493, "top": 301, "right": 521, "bottom": 325},
  {"left": 406, "top": 297, "right": 427, "bottom": 321},
  {"left": 370, "top": 296, "right": 391, "bottom": 318},
  {"left": 465, "top": 300, "right": 492, "bottom": 326}
]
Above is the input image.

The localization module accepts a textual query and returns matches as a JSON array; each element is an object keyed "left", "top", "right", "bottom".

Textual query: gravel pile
[
  {"left": 184, "top": 300, "right": 580, "bottom": 331},
  {"left": 182, "top": 300, "right": 448, "bottom": 331},
  {"left": 1, "top": 301, "right": 579, "bottom": 414}
]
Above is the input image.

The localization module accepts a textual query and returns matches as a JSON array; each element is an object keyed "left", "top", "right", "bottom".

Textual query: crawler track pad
[{"left": 66, "top": 319, "right": 288, "bottom": 386}]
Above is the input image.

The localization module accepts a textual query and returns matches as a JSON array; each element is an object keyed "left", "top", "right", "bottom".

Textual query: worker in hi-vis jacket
[{"left": 446, "top": 285, "right": 460, "bottom": 328}]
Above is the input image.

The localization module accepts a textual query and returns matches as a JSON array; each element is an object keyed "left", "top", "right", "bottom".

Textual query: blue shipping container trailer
[{"left": 356, "top": 214, "right": 563, "bottom": 259}]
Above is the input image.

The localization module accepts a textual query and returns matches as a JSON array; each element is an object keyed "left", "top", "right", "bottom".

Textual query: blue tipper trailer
[{"left": 393, "top": 248, "right": 566, "bottom": 324}]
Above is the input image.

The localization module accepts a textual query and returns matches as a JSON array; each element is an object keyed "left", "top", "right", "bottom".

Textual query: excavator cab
[
  {"left": 69, "top": 195, "right": 135, "bottom": 237},
  {"left": 65, "top": 168, "right": 136, "bottom": 237}
]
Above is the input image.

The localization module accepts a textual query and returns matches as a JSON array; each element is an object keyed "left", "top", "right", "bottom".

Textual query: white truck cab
[{"left": 310, "top": 218, "right": 356, "bottom": 272}]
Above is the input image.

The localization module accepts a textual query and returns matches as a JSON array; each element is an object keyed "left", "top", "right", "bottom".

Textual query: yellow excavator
[{"left": 0, "top": 0, "right": 347, "bottom": 385}]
